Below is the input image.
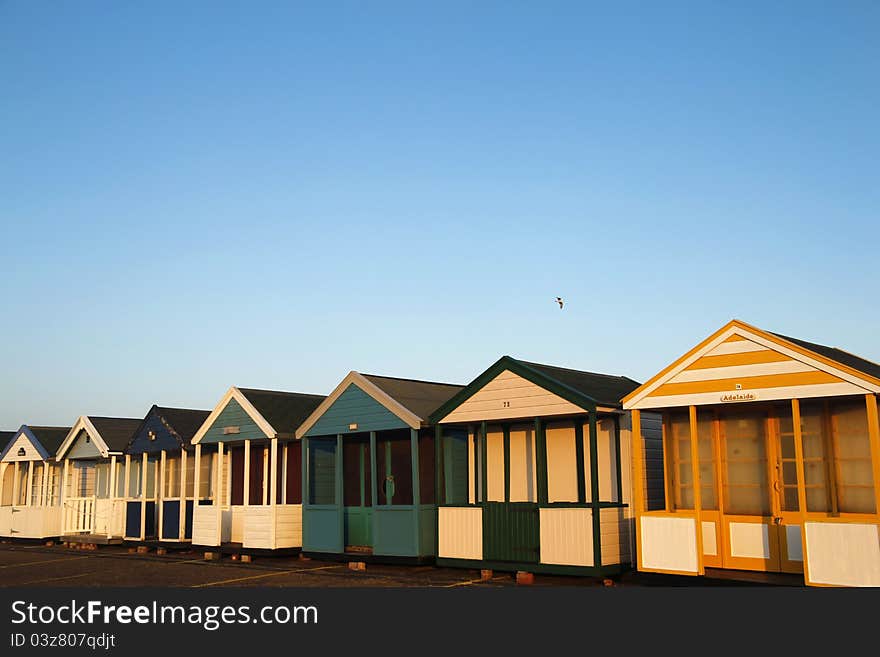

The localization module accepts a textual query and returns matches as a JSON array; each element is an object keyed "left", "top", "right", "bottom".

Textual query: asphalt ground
[{"left": 0, "top": 541, "right": 794, "bottom": 588}]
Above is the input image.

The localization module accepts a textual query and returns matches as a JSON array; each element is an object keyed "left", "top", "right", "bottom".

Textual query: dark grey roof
[
  {"left": 28, "top": 426, "right": 72, "bottom": 455},
  {"left": 88, "top": 417, "right": 143, "bottom": 452},
  {"left": 518, "top": 359, "right": 642, "bottom": 407},
  {"left": 361, "top": 374, "right": 464, "bottom": 421},
  {"left": 772, "top": 332, "right": 880, "bottom": 382},
  {"left": 0, "top": 431, "right": 14, "bottom": 448},
  {"left": 154, "top": 407, "right": 211, "bottom": 445},
  {"left": 238, "top": 388, "right": 326, "bottom": 435}
]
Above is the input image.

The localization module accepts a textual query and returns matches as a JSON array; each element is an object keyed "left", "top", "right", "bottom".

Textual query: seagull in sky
[{"left": 555, "top": 297, "right": 564, "bottom": 309}]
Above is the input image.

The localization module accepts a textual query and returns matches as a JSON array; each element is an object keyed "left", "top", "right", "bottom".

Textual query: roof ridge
[
  {"left": 771, "top": 331, "right": 880, "bottom": 369},
  {"left": 361, "top": 373, "right": 463, "bottom": 388},
  {"left": 516, "top": 358, "right": 632, "bottom": 381},
  {"left": 237, "top": 387, "right": 325, "bottom": 398}
]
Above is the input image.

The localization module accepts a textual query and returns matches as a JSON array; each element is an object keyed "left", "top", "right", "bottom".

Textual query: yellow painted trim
[
  {"left": 652, "top": 370, "right": 842, "bottom": 397},
  {"left": 791, "top": 399, "right": 810, "bottom": 581},
  {"left": 631, "top": 410, "right": 644, "bottom": 572},
  {"left": 688, "top": 406, "right": 704, "bottom": 575},
  {"left": 685, "top": 350, "right": 792, "bottom": 370},
  {"left": 864, "top": 394, "right": 880, "bottom": 518}
]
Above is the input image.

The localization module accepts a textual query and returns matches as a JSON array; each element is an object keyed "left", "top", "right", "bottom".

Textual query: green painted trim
[
  {"left": 410, "top": 428, "right": 420, "bottom": 555},
  {"left": 613, "top": 415, "right": 623, "bottom": 503},
  {"left": 428, "top": 356, "right": 608, "bottom": 424},
  {"left": 435, "top": 557, "right": 628, "bottom": 578},
  {"left": 336, "top": 434, "right": 344, "bottom": 548},
  {"left": 370, "top": 431, "right": 379, "bottom": 550},
  {"left": 469, "top": 424, "right": 476, "bottom": 503},
  {"left": 574, "top": 417, "right": 585, "bottom": 504},
  {"left": 503, "top": 425, "right": 510, "bottom": 503},
  {"left": 434, "top": 424, "right": 442, "bottom": 556},
  {"left": 588, "top": 410, "right": 602, "bottom": 569},
  {"left": 535, "top": 418, "right": 548, "bottom": 506},
  {"left": 479, "top": 421, "right": 488, "bottom": 503}
]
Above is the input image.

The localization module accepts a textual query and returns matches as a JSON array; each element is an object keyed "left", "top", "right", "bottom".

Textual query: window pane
[
  {"left": 722, "top": 412, "right": 770, "bottom": 515},
  {"left": 378, "top": 431, "right": 413, "bottom": 506},
  {"left": 697, "top": 411, "right": 717, "bottom": 510},
  {"left": 546, "top": 422, "right": 577, "bottom": 503},
  {"left": 308, "top": 439, "right": 336, "bottom": 505},
  {"left": 508, "top": 424, "right": 536, "bottom": 503},
  {"left": 832, "top": 399, "right": 875, "bottom": 514},
  {"left": 441, "top": 429, "right": 469, "bottom": 505}
]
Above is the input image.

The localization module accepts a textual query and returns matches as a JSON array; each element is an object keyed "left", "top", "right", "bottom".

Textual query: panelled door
[
  {"left": 343, "top": 435, "right": 372, "bottom": 550},
  {"left": 482, "top": 503, "right": 539, "bottom": 563}
]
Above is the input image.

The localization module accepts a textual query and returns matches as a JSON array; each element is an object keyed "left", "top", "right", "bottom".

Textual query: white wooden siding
[
  {"left": 702, "top": 521, "right": 717, "bottom": 556},
  {"left": 540, "top": 508, "right": 593, "bottom": 566},
  {"left": 2, "top": 434, "right": 42, "bottom": 462},
  {"left": 805, "top": 522, "right": 880, "bottom": 587},
  {"left": 4, "top": 507, "right": 62, "bottom": 538},
  {"left": 438, "top": 507, "right": 482, "bottom": 560},
  {"left": 441, "top": 370, "right": 587, "bottom": 423},
  {"left": 729, "top": 522, "right": 771, "bottom": 560},
  {"left": 639, "top": 515, "right": 699, "bottom": 573},
  {"left": 242, "top": 505, "right": 303, "bottom": 549},
  {"left": 599, "top": 507, "right": 631, "bottom": 565},
  {"left": 230, "top": 505, "right": 245, "bottom": 543},
  {"left": 192, "top": 505, "right": 230, "bottom": 546}
]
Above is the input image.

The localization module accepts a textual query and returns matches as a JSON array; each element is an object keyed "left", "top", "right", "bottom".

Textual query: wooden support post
[
  {"left": 865, "top": 394, "right": 880, "bottom": 519},
  {"left": 502, "top": 425, "right": 510, "bottom": 503},
  {"left": 588, "top": 411, "right": 601, "bottom": 569},
  {"left": 270, "top": 438, "right": 278, "bottom": 548},
  {"left": 141, "top": 453, "right": 148, "bottom": 540},
  {"left": 108, "top": 455, "right": 117, "bottom": 538},
  {"left": 216, "top": 443, "right": 224, "bottom": 545},
  {"left": 480, "top": 421, "right": 488, "bottom": 503},
  {"left": 243, "top": 439, "right": 251, "bottom": 507},
  {"left": 281, "top": 443, "right": 288, "bottom": 505},
  {"left": 158, "top": 450, "right": 166, "bottom": 540},
  {"left": 193, "top": 444, "right": 201, "bottom": 504},
  {"left": 688, "top": 405, "right": 704, "bottom": 575},
  {"left": 262, "top": 446, "right": 269, "bottom": 505},
  {"left": 791, "top": 399, "right": 811, "bottom": 583},
  {"left": 336, "top": 435, "right": 344, "bottom": 551},
  {"left": 270, "top": 438, "right": 278, "bottom": 507},
  {"left": 179, "top": 448, "right": 187, "bottom": 541},
  {"left": 411, "top": 428, "right": 421, "bottom": 555},
  {"left": 434, "top": 425, "right": 442, "bottom": 506}
]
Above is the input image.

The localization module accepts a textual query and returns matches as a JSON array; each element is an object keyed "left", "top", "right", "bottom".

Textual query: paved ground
[{"left": 0, "top": 541, "right": 795, "bottom": 588}]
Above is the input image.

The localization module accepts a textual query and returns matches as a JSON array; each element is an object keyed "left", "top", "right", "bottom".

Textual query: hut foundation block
[{"left": 516, "top": 571, "right": 534, "bottom": 586}]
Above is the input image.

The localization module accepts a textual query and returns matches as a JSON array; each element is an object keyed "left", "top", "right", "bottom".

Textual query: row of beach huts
[{"left": 2, "top": 319, "right": 879, "bottom": 587}]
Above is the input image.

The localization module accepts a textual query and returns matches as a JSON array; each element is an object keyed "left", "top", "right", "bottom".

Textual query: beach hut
[
  {"left": 122, "top": 405, "right": 210, "bottom": 543},
  {"left": 295, "top": 372, "right": 463, "bottom": 561},
  {"left": 623, "top": 319, "right": 880, "bottom": 587},
  {"left": 190, "top": 387, "right": 325, "bottom": 551},
  {"left": 0, "top": 426, "right": 69, "bottom": 539},
  {"left": 55, "top": 416, "right": 143, "bottom": 543},
  {"left": 428, "top": 356, "right": 662, "bottom": 577}
]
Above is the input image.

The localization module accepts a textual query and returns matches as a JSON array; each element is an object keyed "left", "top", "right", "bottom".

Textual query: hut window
[
  {"left": 144, "top": 457, "right": 158, "bottom": 499},
  {"left": 666, "top": 410, "right": 719, "bottom": 512},
  {"left": 95, "top": 463, "right": 111, "bottom": 498},
  {"left": 184, "top": 455, "right": 196, "bottom": 498},
  {"left": 47, "top": 465, "right": 61, "bottom": 506},
  {"left": 342, "top": 436, "right": 371, "bottom": 508},
  {"left": 128, "top": 460, "right": 143, "bottom": 498},
  {"left": 165, "top": 456, "right": 180, "bottom": 498},
  {"left": 199, "top": 454, "right": 213, "bottom": 499},
  {"left": 792, "top": 401, "right": 832, "bottom": 512},
  {"left": 438, "top": 428, "right": 469, "bottom": 505},
  {"left": 508, "top": 424, "right": 537, "bottom": 503},
  {"left": 485, "top": 427, "right": 505, "bottom": 502},
  {"left": 308, "top": 439, "right": 337, "bottom": 505},
  {"left": 829, "top": 399, "right": 875, "bottom": 514}
]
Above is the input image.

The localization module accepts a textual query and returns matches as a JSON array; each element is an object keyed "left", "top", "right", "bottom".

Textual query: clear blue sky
[{"left": 1, "top": 2, "right": 878, "bottom": 428}]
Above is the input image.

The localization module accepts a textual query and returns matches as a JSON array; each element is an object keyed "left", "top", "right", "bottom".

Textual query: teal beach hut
[{"left": 295, "top": 372, "right": 462, "bottom": 561}]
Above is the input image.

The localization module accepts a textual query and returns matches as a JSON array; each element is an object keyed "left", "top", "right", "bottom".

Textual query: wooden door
[{"left": 482, "top": 502, "right": 539, "bottom": 564}]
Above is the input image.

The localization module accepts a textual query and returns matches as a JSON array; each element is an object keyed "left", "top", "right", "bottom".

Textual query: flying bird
[{"left": 555, "top": 297, "right": 564, "bottom": 309}]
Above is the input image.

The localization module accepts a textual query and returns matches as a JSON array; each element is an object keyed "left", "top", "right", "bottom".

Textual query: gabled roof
[
  {"left": 360, "top": 374, "right": 463, "bottom": 421},
  {"left": 192, "top": 387, "right": 326, "bottom": 444},
  {"left": 295, "top": 372, "right": 463, "bottom": 438},
  {"left": 0, "top": 431, "right": 14, "bottom": 449},
  {"left": 153, "top": 406, "right": 211, "bottom": 445},
  {"left": 621, "top": 319, "right": 880, "bottom": 410},
  {"left": 429, "top": 356, "right": 640, "bottom": 424},
  {"left": 770, "top": 332, "right": 880, "bottom": 382},
  {"left": 56, "top": 415, "right": 143, "bottom": 459},
  {"left": 28, "top": 427, "right": 71, "bottom": 456},
  {"left": 238, "top": 388, "right": 326, "bottom": 434}
]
